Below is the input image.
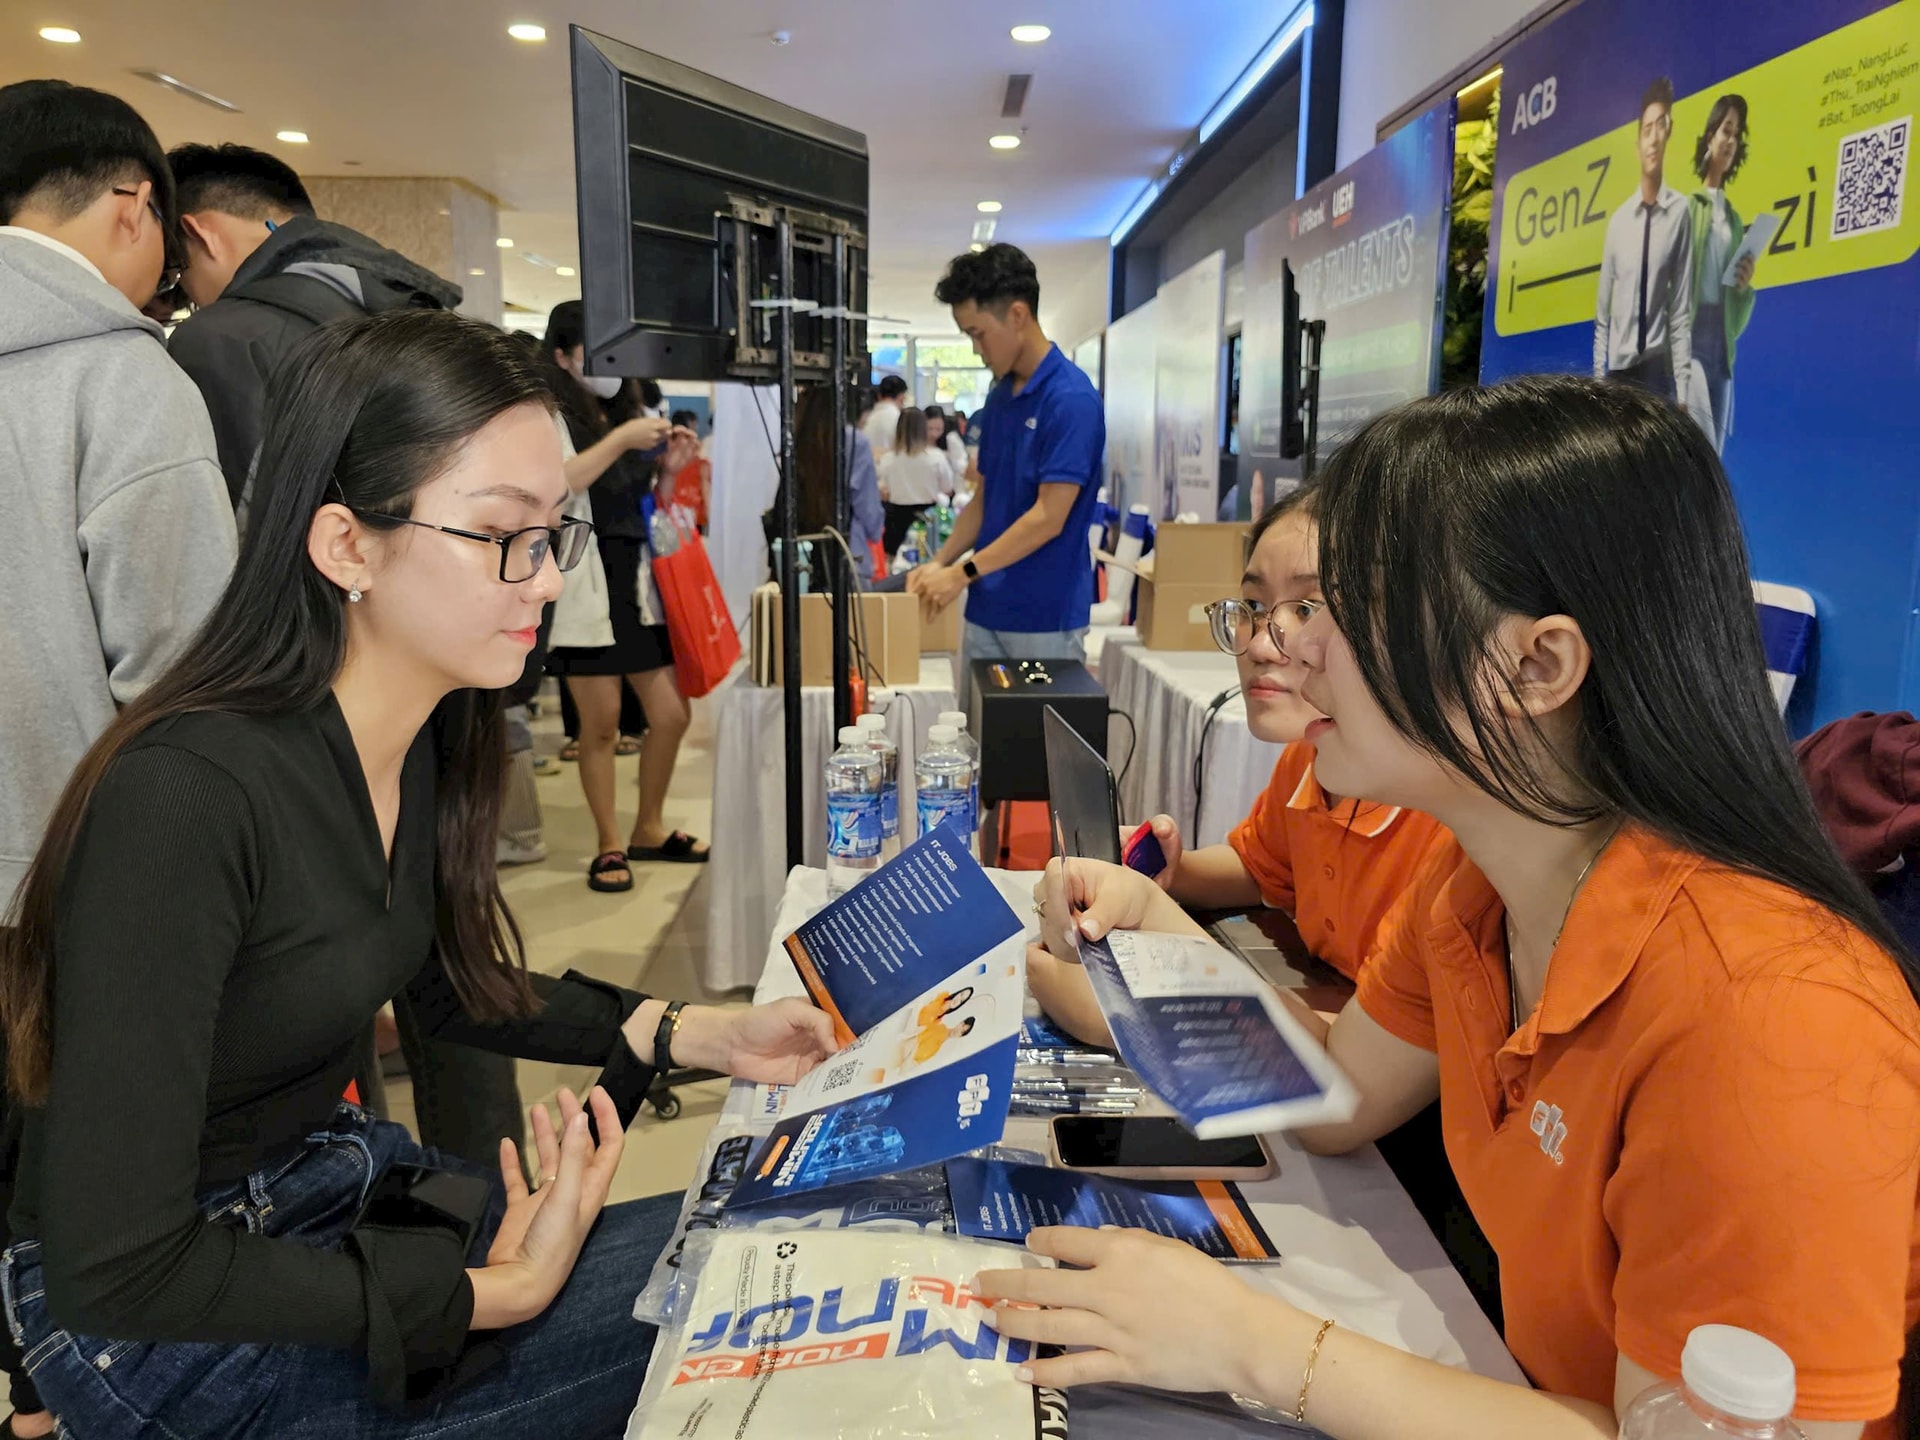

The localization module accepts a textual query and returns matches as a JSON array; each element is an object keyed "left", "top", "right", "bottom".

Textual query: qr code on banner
[
  {"left": 1832, "top": 115, "right": 1910, "bottom": 239},
  {"left": 819, "top": 1058, "right": 862, "bottom": 1092}
]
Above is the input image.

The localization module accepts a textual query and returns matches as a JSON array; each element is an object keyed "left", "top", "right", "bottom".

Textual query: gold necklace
[{"left": 1505, "top": 825, "right": 1620, "bottom": 1033}]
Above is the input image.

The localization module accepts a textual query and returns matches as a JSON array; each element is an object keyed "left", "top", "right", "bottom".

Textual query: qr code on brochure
[
  {"left": 1832, "top": 114, "right": 1910, "bottom": 239},
  {"left": 819, "top": 1058, "right": 862, "bottom": 1092}
]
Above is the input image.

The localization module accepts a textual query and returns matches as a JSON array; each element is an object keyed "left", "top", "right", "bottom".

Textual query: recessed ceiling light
[
  {"left": 989, "top": 134, "right": 1021, "bottom": 150},
  {"left": 496, "top": 237, "right": 514, "bottom": 248},
  {"left": 1010, "top": 24, "right": 1051, "bottom": 43},
  {"left": 468, "top": 268, "right": 486, "bottom": 276},
  {"left": 507, "top": 23, "right": 546, "bottom": 42},
  {"left": 275, "top": 130, "right": 309, "bottom": 144},
  {"left": 556, "top": 266, "right": 576, "bottom": 277},
  {"left": 976, "top": 200, "right": 1003, "bottom": 213},
  {"left": 38, "top": 26, "right": 81, "bottom": 43},
  {"left": 969, "top": 243, "right": 986, "bottom": 253}
]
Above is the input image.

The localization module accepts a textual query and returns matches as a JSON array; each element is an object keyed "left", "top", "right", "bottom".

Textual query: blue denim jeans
[{"left": 2, "top": 1105, "right": 679, "bottom": 1439}]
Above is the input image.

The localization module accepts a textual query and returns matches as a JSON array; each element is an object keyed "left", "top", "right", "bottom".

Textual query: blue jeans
[
  {"left": 2, "top": 1105, "right": 679, "bottom": 1439},
  {"left": 956, "top": 622, "right": 1090, "bottom": 715}
]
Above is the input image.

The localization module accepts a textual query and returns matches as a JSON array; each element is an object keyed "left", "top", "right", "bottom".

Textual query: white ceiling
[{"left": 7, "top": 1, "right": 1287, "bottom": 332}]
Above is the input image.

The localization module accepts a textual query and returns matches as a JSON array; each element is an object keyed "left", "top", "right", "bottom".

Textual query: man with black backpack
[{"left": 164, "top": 143, "right": 462, "bottom": 518}]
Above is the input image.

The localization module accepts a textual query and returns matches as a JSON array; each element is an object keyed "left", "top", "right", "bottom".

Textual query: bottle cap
[
  {"left": 838, "top": 726, "right": 863, "bottom": 744},
  {"left": 927, "top": 724, "right": 958, "bottom": 745},
  {"left": 869, "top": 688, "right": 895, "bottom": 707},
  {"left": 938, "top": 710, "right": 968, "bottom": 730},
  {"left": 1680, "top": 1325, "right": 1796, "bottom": 1421},
  {"left": 857, "top": 714, "right": 886, "bottom": 730}
]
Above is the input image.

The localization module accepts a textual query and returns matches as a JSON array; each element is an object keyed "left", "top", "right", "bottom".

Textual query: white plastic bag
[{"left": 627, "top": 1229, "right": 1069, "bottom": 1440}]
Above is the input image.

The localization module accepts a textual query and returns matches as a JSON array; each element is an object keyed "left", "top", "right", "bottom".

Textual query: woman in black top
[{"left": 0, "top": 312, "right": 836, "bottom": 1438}]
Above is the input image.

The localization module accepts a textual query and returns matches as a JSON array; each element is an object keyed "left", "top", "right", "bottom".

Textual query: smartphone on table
[{"left": 1049, "top": 1114, "right": 1276, "bottom": 1181}]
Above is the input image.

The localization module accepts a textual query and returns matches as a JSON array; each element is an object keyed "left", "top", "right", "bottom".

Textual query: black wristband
[
  {"left": 654, "top": 1000, "right": 688, "bottom": 1075},
  {"left": 961, "top": 558, "right": 980, "bottom": 583}
]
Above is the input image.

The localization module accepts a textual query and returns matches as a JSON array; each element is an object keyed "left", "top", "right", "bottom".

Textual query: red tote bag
[{"left": 644, "top": 497, "right": 740, "bottom": 698}]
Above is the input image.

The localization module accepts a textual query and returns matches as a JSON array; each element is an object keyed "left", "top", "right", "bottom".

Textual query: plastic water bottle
[
  {"left": 1619, "top": 1327, "right": 1805, "bottom": 1440},
  {"left": 825, "top": 726, "right": 882, "bottom": 897},
  {"left": 937, "top": 710, "right": 983, "bottom": 854},
  {"left": 916, "top": 725, "right": 974, "bottom": 843},
  {"left": 856, "top": 713, "right": 901, "bottom": 862}
]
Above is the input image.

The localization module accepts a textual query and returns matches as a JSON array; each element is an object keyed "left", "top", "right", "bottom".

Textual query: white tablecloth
[
  {"left": 646, "top": 867, "right": 1525, "bottom": 1438},
  {"left": 703, "top": 657, "right": 959, "bottom": 991},
  {"left": 1100, "top": 635, "right": 1283, "bottom": 849}
]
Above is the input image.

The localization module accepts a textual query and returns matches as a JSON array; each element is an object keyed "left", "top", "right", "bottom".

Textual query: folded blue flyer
[
  {"left": 730, "top": 938, "right": 1028, "bottom": 1208},
  {"left": 784, "top": 821, "right": 1024, "bottom": 1046},
  {"left": 946, "top": 1157, "right": 1279, "bottom": 1262},
  {"left": 1076, "top": 929, "right": 1357, "bottom": 1138}
]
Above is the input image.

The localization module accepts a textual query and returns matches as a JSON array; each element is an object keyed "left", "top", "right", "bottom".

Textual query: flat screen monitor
[{"left": 570, "top": 25, "right": 870, "bottom": 381}]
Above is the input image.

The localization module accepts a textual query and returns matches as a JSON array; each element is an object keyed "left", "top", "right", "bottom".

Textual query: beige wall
[{"left": 302, "top": 176, "right": 500, "bottom": 321}]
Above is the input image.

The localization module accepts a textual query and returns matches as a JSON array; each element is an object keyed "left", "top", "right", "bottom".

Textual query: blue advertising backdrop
[
  {"left": 1481, "top": 0, "right": 1920, "bottom": 730},
  {"left": 1237, "top": 101, "right": 1454, "bottom": 518}
]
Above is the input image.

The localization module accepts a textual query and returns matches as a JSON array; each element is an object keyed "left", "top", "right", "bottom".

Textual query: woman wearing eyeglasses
[
  {"left": 990, "top": 377, "right": 1920, "bottom": 1439},
  {"left": 0, "top": 312, "right": 838, "bottom": 1438}
]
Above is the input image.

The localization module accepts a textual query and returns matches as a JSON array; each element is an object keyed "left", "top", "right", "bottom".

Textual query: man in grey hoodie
[
  {"left": 165, "top": 143, "right": 461, "bottom": 515},
  {"left": 0, "top": 77, "right": 235, "bottom": 1440}
]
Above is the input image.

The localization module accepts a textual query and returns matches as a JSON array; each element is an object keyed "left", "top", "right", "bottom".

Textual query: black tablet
[{"left": 1043, "top": 705, "right": 1122, "bottom": 864}]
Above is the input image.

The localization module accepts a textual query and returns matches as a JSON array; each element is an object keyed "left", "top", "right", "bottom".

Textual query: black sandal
[
  {"left": 587, "top": 850, "right": 634, "bottom": 892},
  {"left": 626, "top": 831, "right": 711, "bottom": 864}
]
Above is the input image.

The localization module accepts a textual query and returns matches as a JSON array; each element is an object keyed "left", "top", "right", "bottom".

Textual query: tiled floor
[{"left": 385, "top": 682, "right": 744, "bottom": 1205}]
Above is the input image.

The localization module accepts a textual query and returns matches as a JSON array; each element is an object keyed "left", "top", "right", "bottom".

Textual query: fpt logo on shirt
[
  {"left": 1529, "top": 1100, "right": 1567, "bottom": 1165},
  {"left": 1024, "top": 417, "right": 1037, "bottom": 429}
]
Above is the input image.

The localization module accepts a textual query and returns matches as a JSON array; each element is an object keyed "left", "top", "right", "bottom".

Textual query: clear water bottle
[
  {"left": 916, "top": 724, "right": 974, "bottom": 843},
  {"left": 825, "top": 725, "right": 882, "bottom": 897},
  {"left": 1620, "top": 1326, "right": 1805, "bottom": 1440},
  {"left": 937, "top": 710, "right": 983, "bottom": 854},
  {"left": 856, "top": 712, "right": 901, "bottom": 862}
]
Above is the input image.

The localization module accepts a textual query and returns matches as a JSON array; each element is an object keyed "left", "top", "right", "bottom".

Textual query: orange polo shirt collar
[{"left": 1284, "top": 756, "right": 1402, "bottom": 839}]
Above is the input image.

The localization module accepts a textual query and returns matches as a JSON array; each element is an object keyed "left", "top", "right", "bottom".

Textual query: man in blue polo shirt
[{"left": 909, "top": 243, "right": 1104, "bottom": 713}]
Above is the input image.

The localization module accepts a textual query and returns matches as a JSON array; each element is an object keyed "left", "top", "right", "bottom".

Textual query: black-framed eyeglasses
[
  {"left": 366, "top": 514, "right": 596, "bottom": 582},
  {"left": 1202, "top": 597, "right": 1324, "bottom": 657},
  {"left": 112, "top": 184, "right": 185, "bottom": 295}
]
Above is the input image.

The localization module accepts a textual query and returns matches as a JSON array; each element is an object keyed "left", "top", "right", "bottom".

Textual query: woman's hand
[
  {"left": 471, "top": 1086, "right": 624, "bottom": 1330},
  {"left": 1141, "top": 815, "right": 1183, "bottom": 893},
  {"left": 661, "top": 425, "right": 700, "bottom": 474},
  {"left": 614, "top": 415, "right": 672, "bottom": 452},
  {"left": 1033, "top": 856, "right": 1171, "bottom": 963},
  {"left": 665, "top": 999, "right": 840, "bottom": 1084},
  {"left": 976, "top": 1226, "right": 1306, "bottom": 1395},
  {"left": 1024, "top": 945, "right": 1115, "bottom": 1048},
  {"left": 1733, "top": 253, "right": 1756, "bottom": 290}
]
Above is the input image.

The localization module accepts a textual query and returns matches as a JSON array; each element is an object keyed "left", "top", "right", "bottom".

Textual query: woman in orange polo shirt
[
  {"left": 986, "top": 376, "right": 1920, "bottom": 1438},
  {"left": 1028, "top": 487, "right": 1449, "bottom": 1042}
]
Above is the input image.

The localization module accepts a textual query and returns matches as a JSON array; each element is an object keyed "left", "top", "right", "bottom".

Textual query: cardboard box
[
  {"left": 919, "top": 590, "right": 965, "bottom": 654},
  {"left": 758, "top": 588, "right": 922, "bottom": 687},
  {"left": 1132, "top": 523, "right": 1246, "bottom": 650}
]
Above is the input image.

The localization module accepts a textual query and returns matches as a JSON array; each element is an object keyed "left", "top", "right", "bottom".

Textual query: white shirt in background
[
  {"left": 878, "top": 448, "right": 949, "bottom": 507},
  {"left": 863, "top": 398, "right": 902, "bottom": 459}
]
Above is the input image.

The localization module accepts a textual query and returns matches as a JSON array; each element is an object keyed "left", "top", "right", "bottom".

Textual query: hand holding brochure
[
  {"left": 1076, "top": 928, "right": 1357, "bottom": 1138},
  {"left": 729, "top": 824, "right": 1029, "bottom": 1208}
]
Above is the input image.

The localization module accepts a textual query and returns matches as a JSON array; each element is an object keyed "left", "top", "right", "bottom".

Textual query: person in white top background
[
  {"left": 1592, "top": 76, "right": 1692, "bottom": 403},
  {"left": 862, "top": 373, "right": 908, "bottom": 460},
  {"left": 877, "top": 406, "right": 950, "bottom": 557},
  {"left": 1686, "top": 93, "right": 1758, "bottom": 454},
  {"left": 923, "top": 404, "right": 969, "bottom": 493}
]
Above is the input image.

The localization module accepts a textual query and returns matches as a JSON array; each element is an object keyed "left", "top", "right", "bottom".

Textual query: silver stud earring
[{"left": 348, "top": 585, "right": 362, "bottom": 603}]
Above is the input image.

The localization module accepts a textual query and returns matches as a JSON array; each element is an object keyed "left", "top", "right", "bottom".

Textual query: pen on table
[
  {"left": 1009, "top": 1080, "right": 1144, "bottom": 1096},
  {"left": 1009, "top": 1095, "right": 1141, "bottom": 1114}
]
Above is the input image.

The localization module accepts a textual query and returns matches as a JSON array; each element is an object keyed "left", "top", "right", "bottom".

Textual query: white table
[
  {"left": 645, "top": 867, "right": 1526, "bottom": 1438},
  {"left": 703, "top": 657, "right": 959, "bottom": 991},
  {"left": 1099, "top": 634, "right": 1284, "bottom": 848}
]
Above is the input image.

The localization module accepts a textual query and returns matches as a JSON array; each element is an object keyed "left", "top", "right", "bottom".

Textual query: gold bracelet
[{"left": 1292, "top": 1317, "right": 1336, "bottom": 1424}]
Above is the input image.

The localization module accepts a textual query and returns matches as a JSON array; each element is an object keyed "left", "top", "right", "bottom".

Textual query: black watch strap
[
  {"left": 961, "top": 558, "right": 980, "bottom": 582},
  {"left": 654, "top": 1000, "right": 688, "bottom": 1075}
]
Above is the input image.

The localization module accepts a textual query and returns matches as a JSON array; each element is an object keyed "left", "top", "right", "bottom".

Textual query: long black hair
[
  {"left": 1693, "top": 93, "right": 1750, "bottom": 185},
  {"left": 1, "top": 310, "right": 552, "bottom": 1102},
  {"left": 1315, "top": 374, "right": 1915, "bottom": 997}
]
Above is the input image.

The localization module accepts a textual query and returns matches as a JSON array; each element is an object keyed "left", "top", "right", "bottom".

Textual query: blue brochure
[
  {"left": 946, "top": 1157, "right": 1279, "bottom": 1262},
  {"left": 1076, "top": 929, "right": 1357, "bottom": 1138},
  {"left": 783, "top": 821, "right": 1024, "bottom": 1046},
  {"left": 729, "top": 939, "right": 1028, "bottom": 1209}
]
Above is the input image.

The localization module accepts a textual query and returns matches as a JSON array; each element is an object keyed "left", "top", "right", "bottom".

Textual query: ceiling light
[
  {"left": 468, "top": 268, "right": 486, "bottom": 276},
  {"left": 1010, "top": 24, "right": 1051, "bottom": 42},
  {"left": 39, "top": 26, "right": 81, "bottom": 43},
  {"left": 989, "top": 134, "right": 1021, "bottom": 150},
  {"left": 275, "top": 130, "right": 309, "bottom": 144},
  {"left": 969, "top": 243, "right": 986, "bottom": 253},
  {"left": 507, "top": 23, "right": 546, "bottom": 42},
  {"left": 496, "top": 237, "right": 514, "bottom": 248},
  {"left": 556, "top": 265, "right": 576, "bottom": 277},
  {"left": 976, "top": 200, "right": 1002, "bottom": 213}
]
